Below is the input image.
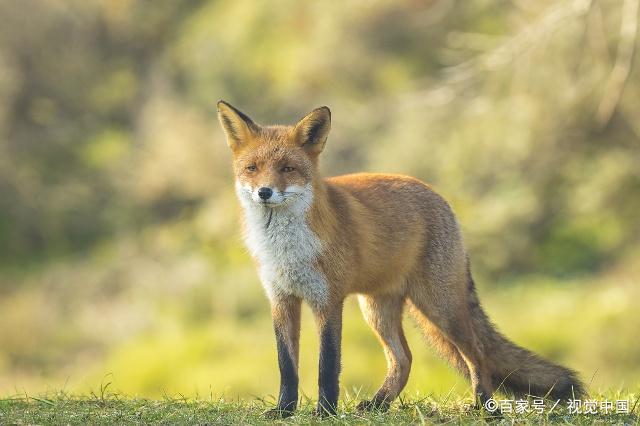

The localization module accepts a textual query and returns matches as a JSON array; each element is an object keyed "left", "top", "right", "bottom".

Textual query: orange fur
[{"left": 217, "top": 101, "right": 584, "bottom": 416}]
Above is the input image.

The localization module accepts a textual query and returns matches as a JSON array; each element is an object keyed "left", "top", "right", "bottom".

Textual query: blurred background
[{"left": 1, "top": 0, "right": 639, "bottom": 400}]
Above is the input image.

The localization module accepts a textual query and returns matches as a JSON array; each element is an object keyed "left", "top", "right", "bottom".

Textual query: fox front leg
[
  {"left": 264, "top": 295, "right": 301, "bottom": 419},
  {"left": 313, "top": 301, "right": 344, "bottom": 417}
]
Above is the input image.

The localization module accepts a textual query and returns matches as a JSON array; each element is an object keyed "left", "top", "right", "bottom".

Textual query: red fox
[{"left": 217, "top": 101, "right": 584, "bottom": 417}]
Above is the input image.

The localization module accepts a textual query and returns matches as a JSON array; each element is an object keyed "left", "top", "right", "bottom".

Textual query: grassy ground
[{"left": 1, "top": 392, "right": 637, "bottom": 425}]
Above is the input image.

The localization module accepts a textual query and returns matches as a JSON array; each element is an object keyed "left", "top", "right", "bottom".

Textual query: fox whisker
[{"left": 281, "top": 192, "right": 312, "bottom": 210}]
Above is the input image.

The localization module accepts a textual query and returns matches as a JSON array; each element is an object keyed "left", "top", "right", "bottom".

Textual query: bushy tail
[{"left": 468, "top": 275, "right": 585, "bottom": 400}]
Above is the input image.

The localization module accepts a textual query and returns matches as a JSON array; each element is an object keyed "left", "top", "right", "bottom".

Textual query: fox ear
[
  {"left": 217, "top": 100, "right": 259, "bottom": 150},
  {"left": 292, "top": 106, "right": 331, "bottom": 154}
]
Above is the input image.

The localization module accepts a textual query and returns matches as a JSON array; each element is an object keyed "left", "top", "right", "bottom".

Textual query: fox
[{"left": 216, "top": 100, "right": 584, "bottom": 417}]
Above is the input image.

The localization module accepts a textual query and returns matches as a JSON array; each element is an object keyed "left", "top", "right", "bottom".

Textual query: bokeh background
[{"left": 1, "top": 0, "right": 639, "bottom": 400}]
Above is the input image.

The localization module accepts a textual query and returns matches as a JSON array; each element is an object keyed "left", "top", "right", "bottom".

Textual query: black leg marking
[
  {"left": 265, "top": 297, "right": 301, "bottom": 419},
  {"left": 273, "top": 329, "right": 298, "bottom": 414},
  {"left": 316, "top": 322, "right": 341, "bottom": 416}
]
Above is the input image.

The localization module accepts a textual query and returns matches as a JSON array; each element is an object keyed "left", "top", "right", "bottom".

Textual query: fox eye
[
  {"left": 281, "top": 166, "right": 295, "bottom": 173},
  {"left": 246, "top": 165, "right": 257, "bottom": 172}
]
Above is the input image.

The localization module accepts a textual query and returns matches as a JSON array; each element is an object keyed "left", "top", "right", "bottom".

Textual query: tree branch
[{"left": 596, "top": 0, "right": 640, "bottom": 128}]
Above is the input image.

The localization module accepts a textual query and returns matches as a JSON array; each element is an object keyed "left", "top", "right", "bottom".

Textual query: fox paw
[
  {"left": 312, "top": 405, "right": 337, "bottom": 417},
  {"left": 263, "top": 408, "right": 294, "bottom": 419},
  {"left": 356, "top": 399, "right": 390, "bottom": 412}
]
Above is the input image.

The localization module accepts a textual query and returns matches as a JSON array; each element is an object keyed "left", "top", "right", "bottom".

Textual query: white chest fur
[{"left": 236, "top": 184, "right": 328, "bottom": 308}]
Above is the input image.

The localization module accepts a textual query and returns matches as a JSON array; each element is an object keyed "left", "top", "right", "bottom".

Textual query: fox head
[{"left": 217, "top": 100, "right": 331, "bottom": 211}]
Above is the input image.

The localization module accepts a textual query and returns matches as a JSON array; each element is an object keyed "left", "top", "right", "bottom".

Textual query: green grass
[{"left": 1, "top": 392, "right": 637, "bottom": 425}]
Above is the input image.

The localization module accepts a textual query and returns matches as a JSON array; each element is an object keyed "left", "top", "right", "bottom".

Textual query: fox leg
[
  {"left": 265, "top": 295, "right": 301, "bottom": 418},
  {"left": 409, "top": 287, "right": 494, "bottom": 407},
  {"left": 356, "top": 294, "right": 412, "bottom": 411},
  {"left": 447, "top": 319, "right": 494, "bottom": 407},
  {"left": 407, "top": 302, "right": 470, "bottom": 379},
  {"left": 313, "top": 300, "right": 344, "bottom": 416}
]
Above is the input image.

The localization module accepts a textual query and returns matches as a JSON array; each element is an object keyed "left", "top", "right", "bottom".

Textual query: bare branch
[{"left": 596, "top": 0, "right": 640, "bottom": 128}]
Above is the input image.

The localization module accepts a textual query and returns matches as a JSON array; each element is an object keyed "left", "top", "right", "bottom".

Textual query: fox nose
[{"left": 258, "top": 187, "right": 273, "bottom": 200}]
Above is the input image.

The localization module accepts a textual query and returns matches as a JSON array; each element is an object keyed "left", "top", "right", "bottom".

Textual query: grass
[{"left": 1, "top": 391, "right": 637, "bottom": 425}]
